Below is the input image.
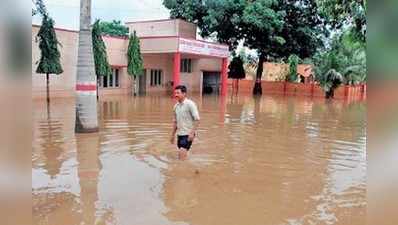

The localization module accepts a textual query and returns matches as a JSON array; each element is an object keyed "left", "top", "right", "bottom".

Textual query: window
[
  {"left": 100, "top": 68, "right": 120, "bottom": 88},
  {"left": 150, "top": 69, "right": 162, "bottom": 86},
  {"left": 180, "top": 58, "right": 192, "bottom": 73},
  {"left": 115, "top": 68, "right": 119, "bottom": 87}
]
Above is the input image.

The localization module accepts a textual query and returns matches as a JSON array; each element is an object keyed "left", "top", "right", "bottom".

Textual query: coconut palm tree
[{"left": 75, "top": 0, "right": 99, "bottom": 133}]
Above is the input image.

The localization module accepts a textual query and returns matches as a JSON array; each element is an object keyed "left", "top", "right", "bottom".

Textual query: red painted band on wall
[{"left": 76, "top": 84, "right": 97, "bottom": 91}]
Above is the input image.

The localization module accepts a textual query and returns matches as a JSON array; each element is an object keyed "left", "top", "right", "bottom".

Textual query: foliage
[
  {"left": 228, "top": 55, "right": 246, "bottom": 79},
  {"left": 97, "top": 20, "right": 129, "bottom": 37},
  {"left": 287, "top": 54, "right": 300, "bottom": 82},
  {"left": 242, "top": 0, "right": 325, "bottom": 61},
  {"left": 311, "top": 30, "right": 366, "bottom": 97},
  {"left": 92, "top": 19, "right": 112, "bottom": 77},
  {"left": 127, "top": 31, "right": 144, "bottom": 76},
  {"left": 317, "top": 0, "right": 366, "bottom": 43},
  {"left": 36, "top": 15, "right": 63, "bottom": 75},
  {"left": 164, "top": 0, "right": 245, "bottom": 50},
  {"left": 324, "top": 69, "right": 344, "bottom": 98},
  {"left": 32, "top": 0, "right": 47, "bottom": 17}
]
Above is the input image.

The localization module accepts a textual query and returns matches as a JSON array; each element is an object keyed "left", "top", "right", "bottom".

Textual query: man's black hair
[{"left": 175, "top": 85, "right": 187, "bottom": 93}]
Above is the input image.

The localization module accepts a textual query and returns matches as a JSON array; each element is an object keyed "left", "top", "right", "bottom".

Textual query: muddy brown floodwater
[{"left": 32, "top": 94, "right": 366, "bottom": 225}]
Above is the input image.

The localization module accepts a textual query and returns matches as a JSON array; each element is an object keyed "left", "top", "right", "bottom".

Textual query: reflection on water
[{"left": 32, "top": 94, "right": 366, "bottom": 225}]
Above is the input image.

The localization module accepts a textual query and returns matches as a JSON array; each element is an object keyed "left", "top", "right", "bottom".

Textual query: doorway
[{"left": 202, "top": 71, "right": 220, "bottom": 94}]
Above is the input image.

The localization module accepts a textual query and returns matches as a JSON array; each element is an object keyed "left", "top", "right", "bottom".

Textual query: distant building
[{"left": 245, "top": 62, "right": 314, "bottom": 84}]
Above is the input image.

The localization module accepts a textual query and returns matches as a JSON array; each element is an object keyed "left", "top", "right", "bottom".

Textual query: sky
[
  {"left": 32, "top": 0, "right": 170, "bottom": 30},
  {"left": 31, "top": 0, "right": 255, "bottom": 55}
]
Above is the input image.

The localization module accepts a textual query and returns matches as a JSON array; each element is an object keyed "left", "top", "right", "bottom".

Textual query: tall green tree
[
  {"left": 97, "top": 20, "right": 129, "bottom": 37},
  {"left": 35, "top": 1, "right": 63, "bottom": 105},
  {"left": 242, "top": 0, "right": 325, "bottom": 94},
  {"left": 228, "top": 55, "right": 246, "bottom": 94},
  {"left": 228, "top": 55, "right": 246, "bottom": 79},
  {"left": 92, "top": 20, "right": 112, "bottom": 77},
  {"left": 75, "top": 0, "right": 99, "bottom": 133},
  {"left": 127, "top": 31, "right": 144, "bottom": 96},
  {"left": 92, "top": 19, "right": 112, "bottom": 99}
]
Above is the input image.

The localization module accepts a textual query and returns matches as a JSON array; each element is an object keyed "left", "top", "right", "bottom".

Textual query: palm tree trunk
[
  {"left": 75, "top": 0, "right": 99, "bottom": 133},
  {"left": 253, "top": 53, "right": 265, "bottom": 95}
]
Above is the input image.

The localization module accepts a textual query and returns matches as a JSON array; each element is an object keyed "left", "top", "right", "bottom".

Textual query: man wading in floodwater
[{"left": 170, "top": 85, "right": 200, "bottom": 160}]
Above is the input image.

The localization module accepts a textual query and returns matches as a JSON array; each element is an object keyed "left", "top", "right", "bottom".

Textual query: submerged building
[{"left": 32, "top": 19, "right": 230, "bottom": 98}]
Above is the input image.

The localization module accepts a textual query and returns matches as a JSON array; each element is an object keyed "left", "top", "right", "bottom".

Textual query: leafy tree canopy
[
  {"left": 97, "top": 20, "right": 129, "bottom": 37},
  {"left": 317, "top": 0, "right": 366, "bottom": 43}
]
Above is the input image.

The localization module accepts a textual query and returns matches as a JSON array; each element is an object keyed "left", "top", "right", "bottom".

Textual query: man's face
[{"left": 174, "top": 89, "right": 186, "bottom": 101}]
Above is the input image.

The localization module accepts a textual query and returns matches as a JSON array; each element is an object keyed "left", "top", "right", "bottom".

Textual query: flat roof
[
  {"left": 32, "top": 24, "right": 78, "bottom": 34},
  {"left": 138, "top": 35, "right": 228, "bottom": 47},
  {"left": 33, "top": 24, "right": 128, "bottom": 40},
  {"left": 125, "top": 18, "right": 182, "bottom": 24}
]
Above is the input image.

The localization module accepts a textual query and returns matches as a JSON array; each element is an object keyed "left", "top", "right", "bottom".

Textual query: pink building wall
[
  {"left": 126, "top": 19, "right": 196, "bottom": 39},
  {"left": 101, "top": 36, "right": 130, "bottom": 96}
]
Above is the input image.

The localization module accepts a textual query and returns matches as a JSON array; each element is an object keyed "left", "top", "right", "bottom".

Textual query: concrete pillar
[
  {"left": 220, "top": 57, "right": 228, "bottom": 96},
  {"left": 173, "top": 52, "right": 181, "bottom": 90}
]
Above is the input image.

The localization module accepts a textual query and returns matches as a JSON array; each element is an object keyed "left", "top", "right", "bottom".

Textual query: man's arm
[
  {"left": 188, "top": 102, "right": 200, "bottom": 141},
  {"left": 170, "top": 111, "right": 177, "bottom": 144},
  {"left": 189, "top": 120, "right": 200, "bottom": 138},
  {"left": 170, "top": 120, "right": 177, "bottom": 144}
]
